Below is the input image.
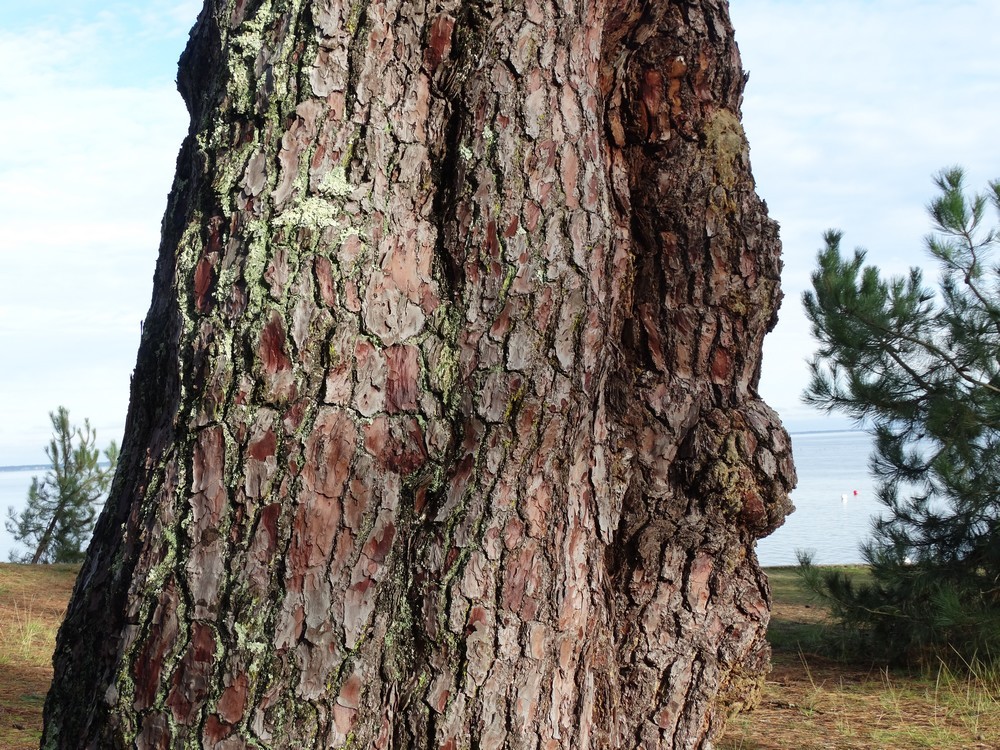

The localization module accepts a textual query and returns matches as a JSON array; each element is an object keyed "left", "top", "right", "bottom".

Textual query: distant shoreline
[{"left": 787, "top": 428, "right": 865, "bottom": 437}]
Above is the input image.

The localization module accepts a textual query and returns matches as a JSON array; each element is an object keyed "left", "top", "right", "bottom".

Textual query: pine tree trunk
[{"left": 43, "top": 1, "right": 795, "bottom": 747}]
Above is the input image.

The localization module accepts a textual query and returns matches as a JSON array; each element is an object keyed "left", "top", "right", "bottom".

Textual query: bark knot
[{"left": 679, "top": 402, "right": 795, "bottom": 535}]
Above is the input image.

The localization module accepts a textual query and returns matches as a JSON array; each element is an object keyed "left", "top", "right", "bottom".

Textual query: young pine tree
[
  {"left": 801, "top": 168, "right": 1000, "bottom": 665},
  {"left": 6, "top": 407, "right": 118, "bottom": 564}
]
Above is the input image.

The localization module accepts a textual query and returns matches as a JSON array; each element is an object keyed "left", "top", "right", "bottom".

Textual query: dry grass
[
  {"left": 0, "top": 564, "right": 76, "bottom": 750},
  {"left": 720, "top": 567, "right": 1000, "bottom": 750},
  {"left": 721, "top": 653, "right": 1000, "bottom": 749},
  {"left": 0, "top": 564, "right": 996, "bottom": 749}
]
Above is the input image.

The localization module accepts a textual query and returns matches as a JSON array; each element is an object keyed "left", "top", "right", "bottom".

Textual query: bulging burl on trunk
[
  {"left": 43, "top": 1, "right": 795, "bottom": 748},
  {"left": 680, "top": 403, "right": 796, "bottom": 536}
]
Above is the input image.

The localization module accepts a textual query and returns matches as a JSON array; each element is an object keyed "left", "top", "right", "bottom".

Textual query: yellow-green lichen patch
[
  {"left": 503, "top": 381, "right": 528, "bottom": 422},
  {"left": 702, "top": 109, "right": 747, "bottom": 192},
  {"left": 233, "top": 621, "right": 269, "bottom": 657},
  {"left": 723, "top": 286, "right": 750, "bottom": 317},
  {"left": 345, "top": 0, "right": 366, "bottom": 35},
  {"left": 700, "top": 432, "right": 757, "bottom": 516},
  {"left": 432, "top": 342, "right": 460, "bottom": 401},
  {"left": 381, "top": 587, "right": 416, "bottom": 682},
  {"left": 427, "top": 303, "right": 464, "bottom": 412},
  {"left": 240, "top": 219, "right": 273, "bottom": 288}
]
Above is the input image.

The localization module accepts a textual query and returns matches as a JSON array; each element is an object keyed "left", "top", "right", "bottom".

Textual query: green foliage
[
  {"left": 801, "top": 168, "right": 1000, "bottom": 666},
  {"left": 5, "top": 407, "right": 118, "bottom": 565}
]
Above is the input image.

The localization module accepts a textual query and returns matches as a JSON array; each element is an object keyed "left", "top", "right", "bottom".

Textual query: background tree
[
  {"left": 801, "top": 168, "right": 1000, "bottom": 665},
  {"left": 42, "top": 1, "right": 795, "bottom": 748},
  {"left": 6, "top": 407, "right": 118, "bottom": 565}
]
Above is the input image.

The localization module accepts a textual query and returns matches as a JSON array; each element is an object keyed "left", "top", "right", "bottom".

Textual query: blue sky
[
  {"left": 0, "top": 1, "right": 199, "bottom": 465},
  {"left": 1, "top": 1, "right": 999, "bottom": 467}
]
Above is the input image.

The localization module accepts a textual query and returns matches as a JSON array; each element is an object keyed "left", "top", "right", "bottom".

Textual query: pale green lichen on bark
[
  {"left": 215, "top": 140, "right": 259, "bottom": 214},
  {"left": 498, "top": 261, "right": 517, "bottom": 299},
  {"left": 273, "top": 197, "right": 343, "bottom": 230},
  {"left": 344, "top": 0, "right": 365, "bottom": 35},
  {"left": 723, "top": 286, "right": 751, "bottom": 316},
  {"left": 319, "top": 164, "right": 354, "bottom": 198},
  {"left": 239, "top": 218, "right": 275, "bottom": 314},
  {"left": 432, "top": 341, "right": 460, "bottom": 403},
  {"left": 503, "top": 380, "right": 528, "bottom": 421},
  {"left": 224, "top": 0, "right": 273, "bottom": 116},
  {"left": 175, "top": 219, "right": 206, "bottom": 321},
  {"left": 219, "top": 418, "right": 244, "bottom": 497},
  {"left": 234, "top": 620, "right": 269, "bottom": 657}
]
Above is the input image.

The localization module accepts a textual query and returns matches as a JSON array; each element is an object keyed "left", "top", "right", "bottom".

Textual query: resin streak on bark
[{"left": 43, "top": 1, "right": 795, "bottom": 748}]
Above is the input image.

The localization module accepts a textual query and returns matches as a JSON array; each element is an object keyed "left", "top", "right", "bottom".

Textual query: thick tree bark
[{"left": 43, "top": 1, "right": 795, "bottom": 748}]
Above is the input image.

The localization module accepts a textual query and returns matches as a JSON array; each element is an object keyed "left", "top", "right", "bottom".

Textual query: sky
[{"left": 1, "top": 0, "right": 1000, "bottom": 468}]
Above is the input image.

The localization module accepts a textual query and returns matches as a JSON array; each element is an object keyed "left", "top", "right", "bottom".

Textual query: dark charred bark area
[{"left": 43, "top": 1, "right": 795, "bottom": 748}]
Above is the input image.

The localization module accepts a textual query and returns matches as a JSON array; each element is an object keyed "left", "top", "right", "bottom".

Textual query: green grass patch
[{"left": 765, "top": 565, "right": 871, "bottom": 657}]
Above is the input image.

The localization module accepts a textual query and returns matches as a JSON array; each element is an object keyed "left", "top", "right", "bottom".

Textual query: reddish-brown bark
[{"left": 43, "top": 1, "right": 795, "bottom": 748}]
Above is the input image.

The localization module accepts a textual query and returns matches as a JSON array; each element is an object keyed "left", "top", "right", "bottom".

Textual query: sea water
[
  {"left": 756, "top": 430, "right": 881, "bottom": 566},
  {"left": 0, "top": 431, "right": 882, "bottom": 566}
]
